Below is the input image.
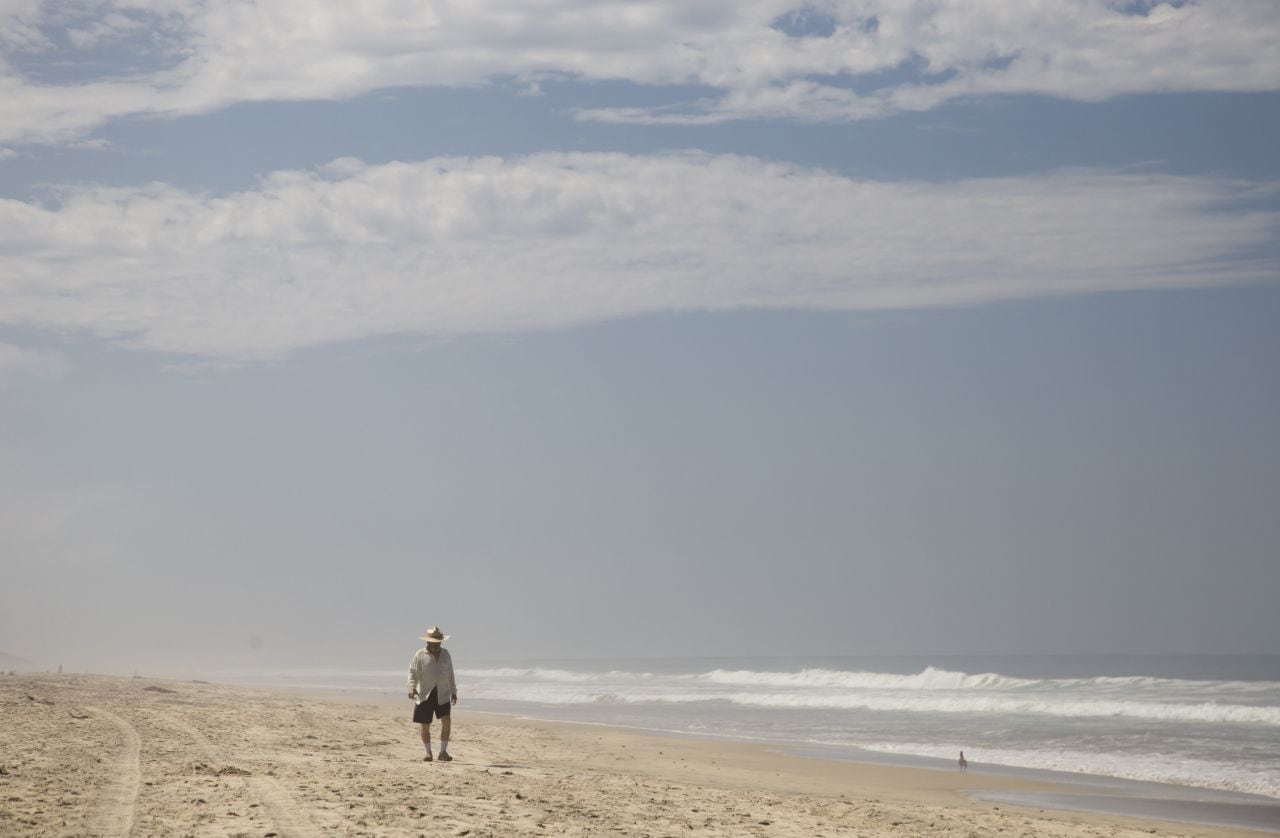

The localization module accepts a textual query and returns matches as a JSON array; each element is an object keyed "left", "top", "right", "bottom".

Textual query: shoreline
[
  {"left": 2, "top": 673, "right": 1275, "bottom": 836},
  {"left": 155, "top": 661, "right": 1280, "bottom": 804},
  {"left": 207, "top": 678, "right": 1280, "bottom": 833},
  {"left": 438, "top": 710, "right": 1280, "bottom": 835}
]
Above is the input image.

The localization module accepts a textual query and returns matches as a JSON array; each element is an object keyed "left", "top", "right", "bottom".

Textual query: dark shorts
[{"left": 412, "top": 687, "right": 451, "bottom": 723}]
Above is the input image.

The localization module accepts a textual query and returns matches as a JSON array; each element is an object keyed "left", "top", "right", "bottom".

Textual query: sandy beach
[{"left": 0, "top": 673, "right": 1270, "bottom": 837}]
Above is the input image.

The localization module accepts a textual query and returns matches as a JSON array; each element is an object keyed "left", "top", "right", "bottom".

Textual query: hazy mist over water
[{"left": 5, "top": 291, "right": 1280, "bottom": 677}]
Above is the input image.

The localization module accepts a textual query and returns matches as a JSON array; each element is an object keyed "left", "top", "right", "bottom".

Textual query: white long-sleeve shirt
[{"left": 407, "top": 647, "right": 456, "bottom": 705}]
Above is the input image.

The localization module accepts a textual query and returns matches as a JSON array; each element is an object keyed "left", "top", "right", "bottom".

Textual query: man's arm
[
  {"left": 407, "top": 652, "right": 419, "bottom": 699},
  {"left": 449, "top": 651, "right": 458, "bottom": 705}
]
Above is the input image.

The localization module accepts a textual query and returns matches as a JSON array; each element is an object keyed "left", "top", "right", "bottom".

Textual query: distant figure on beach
[
  {"left": 958, "top": 751, "right": 968, "bottom": 772},
  {"left": 408, "top": 626, "right": 458, "bottom": 762}
]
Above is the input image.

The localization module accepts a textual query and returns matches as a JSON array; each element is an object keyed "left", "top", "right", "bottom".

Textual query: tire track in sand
[
  {"left": 154, "top": 710, "right": 318, "bottom": 837},
  {"left": 84, "top": 707, "right": 141, "bottom": 837}
]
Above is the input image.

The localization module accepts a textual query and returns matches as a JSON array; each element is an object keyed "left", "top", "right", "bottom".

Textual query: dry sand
[{"left": 0, "top": 673, "right": 1268, "bottom": 837}]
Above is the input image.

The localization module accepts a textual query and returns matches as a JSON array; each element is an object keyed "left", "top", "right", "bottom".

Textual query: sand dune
[{"left": 0, "top": 673, "right": 1266, "bottom": 836}]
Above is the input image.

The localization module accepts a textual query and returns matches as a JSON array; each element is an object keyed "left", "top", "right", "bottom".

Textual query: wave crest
[{"left": 698, "top": 666, "right": 1039, "bottom": 690}]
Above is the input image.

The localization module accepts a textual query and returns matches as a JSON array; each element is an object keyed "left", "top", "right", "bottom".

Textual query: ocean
[{"left": 198, "top": 654, "right": 1280, "bottom": 802}]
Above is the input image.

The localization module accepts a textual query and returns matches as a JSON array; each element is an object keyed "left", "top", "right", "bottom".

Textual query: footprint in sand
[{"left": 84, "top": 707, "right": 141, "bottom": 838}]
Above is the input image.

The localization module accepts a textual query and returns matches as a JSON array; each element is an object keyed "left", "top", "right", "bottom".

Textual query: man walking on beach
[{"left": 408, "top": 626, "right": 458, "bottom": 762}]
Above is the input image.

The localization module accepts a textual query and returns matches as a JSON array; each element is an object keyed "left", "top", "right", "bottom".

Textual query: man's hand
[
  {"left": 451, "top": 692, "right": 458, "bottom": 706},
  {"left": 408, "top": 689, "right": 417, "bottom": 700}
]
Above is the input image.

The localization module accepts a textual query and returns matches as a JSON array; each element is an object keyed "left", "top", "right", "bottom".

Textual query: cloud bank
[
  {"left": 2, "top": 1, "right": 1278, "bottom": 144},
  {"left": 1, "top": 153, "right": 1275, "bottom": 361}
]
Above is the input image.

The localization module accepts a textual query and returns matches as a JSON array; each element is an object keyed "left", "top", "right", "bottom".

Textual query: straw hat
[{"left": 419, "top": 626, "right": 449, "bottom": 643}]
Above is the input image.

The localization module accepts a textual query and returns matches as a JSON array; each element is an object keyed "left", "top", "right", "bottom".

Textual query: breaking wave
[
  {"left": 461, "top": 666, "right": 1280, "bottom": 724},
  {"left": 698, "top": 667, "right": 1041, "bottom": 690},
  {"left": 465, "top": 665, "right": 1280, "bottom": 694}
]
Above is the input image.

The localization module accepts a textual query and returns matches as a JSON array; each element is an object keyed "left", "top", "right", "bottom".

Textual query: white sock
[
  {"left": 423, "top": 741, "right": 432, "bottom": 753},
  {"left": 439, "top": 740, "right": 448, "bottom": 753}
]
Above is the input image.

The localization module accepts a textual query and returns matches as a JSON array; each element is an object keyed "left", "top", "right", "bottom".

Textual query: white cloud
[
  {"left": 64, "top": 10, "right": 145, "bottom": 49},
  {"left": 1, "top": 153, "right": 1275, "bottom": 361},
  {"left": 1, "top": 1, "right": 1278, "bottom": 143},
  {"left": 0, "top": 0, "right": 54, "bottom": 52}
]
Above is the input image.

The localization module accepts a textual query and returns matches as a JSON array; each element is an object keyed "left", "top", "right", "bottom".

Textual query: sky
[{"left": 1, "top": 1, "right": 1278, "bottom": 672}]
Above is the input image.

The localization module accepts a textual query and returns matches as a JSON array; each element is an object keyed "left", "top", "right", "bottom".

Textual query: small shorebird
[{"left": 958, "top": 751, "right": 968, "bottom": 772}]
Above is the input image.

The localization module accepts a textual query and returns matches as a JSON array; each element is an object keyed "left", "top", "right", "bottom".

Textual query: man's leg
[
  {"left": 419, "top": 722, "right": 432, "bottom": 760},
  {"left": 439, "top": 714, "right": 451, "bottom": 757}
]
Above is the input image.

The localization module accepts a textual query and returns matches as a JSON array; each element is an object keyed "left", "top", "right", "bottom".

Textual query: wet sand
[{"left": 1, "top": 673, "right": 1271, "bottom": 836}]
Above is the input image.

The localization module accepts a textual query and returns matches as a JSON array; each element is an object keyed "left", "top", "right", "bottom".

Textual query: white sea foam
[
  {"left": 719, "top": 692, "right": 1280, "bottom": 725},
  {"left": 700, "top": 667, "right": 1280, "bottom": 696},
  {"left": 463, "top": 665, "right": 1280, "bottom": 695},
  {"left": 466, "top": 684, "right": 1280, "bottom": 725},
  {"left": 856, "top": 742, "right": 1280, "bottom": 799},
  {"left": 458, "top": 666, "right": 1280, "bottom": 726},
  {"left": 699, "top": 666, "right": 1040, "bottom": 690}
]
